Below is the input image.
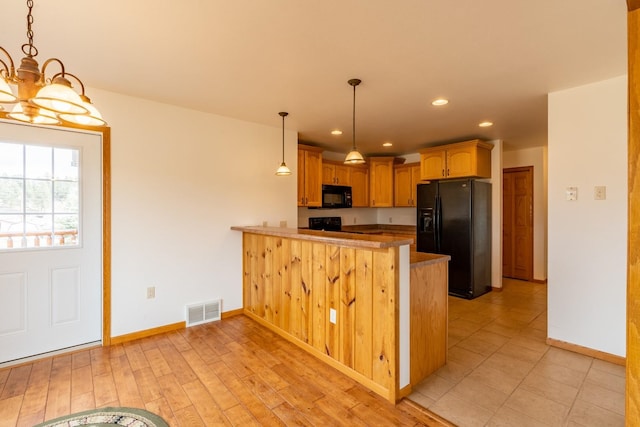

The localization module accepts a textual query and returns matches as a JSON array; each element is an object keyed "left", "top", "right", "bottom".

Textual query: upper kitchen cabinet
[
  {"left": 350, "top": 164, "right": 369, "bottom": 207},
  {"left": 369, "top": 157, "right": 404, "bottom": 207},
  {"left": 420, "top": 139, "right": 493, "bottom": 180},
  {"left": 298, "top": 145, "right": 323, "bottom": 207},
  {"left": 394, "top": 162, "right": 421, "bottom": 207},
  {"left": 322, "top": 160, "right": 351, "bottom": 186}
]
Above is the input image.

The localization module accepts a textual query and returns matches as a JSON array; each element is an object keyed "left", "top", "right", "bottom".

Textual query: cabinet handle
[
  {"left": 447, "top": 168, "right": 450, "bottom": 176},
  {"left": 442, "top": 169, "right": 445, "bottom": 177}
]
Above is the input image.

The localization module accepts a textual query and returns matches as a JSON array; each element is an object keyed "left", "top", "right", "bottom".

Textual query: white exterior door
[{"left": 0, "top": 122, "right": 102, "bottom": 364}]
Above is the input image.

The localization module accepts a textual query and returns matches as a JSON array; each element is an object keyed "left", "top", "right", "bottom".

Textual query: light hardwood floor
[
  {"left": 408, "top": 279, "right": 626, "bottom": 426},
  {"left": 0, "top": 312, "right": 450, "bottom": 426}
]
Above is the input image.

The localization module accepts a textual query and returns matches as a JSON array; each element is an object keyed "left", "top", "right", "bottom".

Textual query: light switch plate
[
  {"left": 566, "top": 187, "right": 578, "bottom": 201},
  {"left": 594, "top": 186, "right": 606, "bottom": 200},
  {"left": 329, "top": 308, "right": 337, "bottom": 324}
]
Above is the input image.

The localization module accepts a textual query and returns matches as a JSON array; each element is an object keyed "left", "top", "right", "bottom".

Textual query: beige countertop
[
  {"left": 410, "top": 251, "right": 450, "bottom": 268},
  {"left": 232, "top": 226, "right": 450, "bottom": 267},
  {"left": 231, "top": 226, "right": 413, "bottom": 249}
]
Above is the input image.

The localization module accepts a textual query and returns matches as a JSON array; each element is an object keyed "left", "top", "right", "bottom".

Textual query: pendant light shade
[
  {"left": 275, "top": 111, "right": 292, "bottom": 176},
  {"left": 8, "top": 102, "right": 58, "bottom": 125},
  {"left": 31, "top": 76, "right": 88, "bottom": 115},
  {"left": 0, "top": 78, "right": 17, "bottom": 103},
  {"left": 344, "top": 78, "right": 366, "bottom": 165}
]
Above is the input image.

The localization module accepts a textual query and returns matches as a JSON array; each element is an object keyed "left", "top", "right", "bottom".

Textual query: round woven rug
[{"left": 34, "top": 407, "right": 169, "bottom": 427}]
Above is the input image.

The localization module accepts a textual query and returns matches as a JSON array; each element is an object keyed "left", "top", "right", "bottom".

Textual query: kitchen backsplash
[{"left": 298, "top": 207, "right": 416, "bottom": 228}]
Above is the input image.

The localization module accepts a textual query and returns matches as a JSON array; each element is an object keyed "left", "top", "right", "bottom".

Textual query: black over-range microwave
[{"left": 321, "top": 184, "right": 352, "bottom": 209}]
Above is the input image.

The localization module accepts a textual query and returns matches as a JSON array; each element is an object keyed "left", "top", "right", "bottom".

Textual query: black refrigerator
[{"left": 417, "top": 179, "right": 492, "bottom": 299}]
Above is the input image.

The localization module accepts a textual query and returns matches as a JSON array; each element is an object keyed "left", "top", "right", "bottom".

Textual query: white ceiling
[{"left": 0, "top": 0, "right": 628, "bottom": 155}]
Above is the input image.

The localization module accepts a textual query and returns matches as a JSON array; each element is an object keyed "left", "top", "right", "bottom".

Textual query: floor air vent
[{"left": 185, "top": 299, "right": 221, "bottom": 327}]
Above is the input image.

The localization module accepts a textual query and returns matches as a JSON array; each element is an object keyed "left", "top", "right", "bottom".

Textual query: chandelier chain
[{"left": 22, "top": 0, "right": 38, "bottom": 58}]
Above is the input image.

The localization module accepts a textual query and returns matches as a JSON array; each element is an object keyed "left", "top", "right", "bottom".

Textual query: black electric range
[{"left": 308, "top": 216, "right": 342, "bottom": 232}]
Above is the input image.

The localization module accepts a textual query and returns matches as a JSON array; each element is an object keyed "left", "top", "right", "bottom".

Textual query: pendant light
[
  {"left": 344, "top": 78, "right": 366, "bottom": 164},
  {"left": 275, "top": 111, "right": 292, "bottom": 176}
]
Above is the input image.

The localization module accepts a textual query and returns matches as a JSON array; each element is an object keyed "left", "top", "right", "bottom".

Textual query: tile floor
[{"left": 408, "top": 278, "right": 625, "bottom": 427}]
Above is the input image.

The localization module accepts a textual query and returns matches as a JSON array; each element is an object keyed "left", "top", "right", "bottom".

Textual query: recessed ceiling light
[
  {"left": 478, "top": 121, "right": 493, "bottom": 127},
  {"left": 382, "top": 142, "right": 393, "bottom": 147},
  {"left": 331, "top": 129, "right": 343, "bottom": 135},
  {"left": 431, "top": 98, "right": 449, "bottom": 106}
]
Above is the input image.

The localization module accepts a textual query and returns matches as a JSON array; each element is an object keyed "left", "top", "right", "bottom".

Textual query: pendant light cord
[
  {"left": 352, "top": 83, "right": 356, "bottom": 150},
  {"left": 347, "top": 78, "right": 361, "bottom": 152},
  {"left": 279, "top": 111, "right": 288, "bottom": 163}
]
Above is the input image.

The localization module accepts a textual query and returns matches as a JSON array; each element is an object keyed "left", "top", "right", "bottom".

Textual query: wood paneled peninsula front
[{"left": 231, "top": 225, "right": 450, "bottom": 403}]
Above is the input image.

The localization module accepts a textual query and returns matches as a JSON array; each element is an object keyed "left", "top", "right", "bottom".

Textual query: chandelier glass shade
[
  {"left": 0, "top": 1, "right": 106, "bottom": 127},
  {"left": 344, "top": 78, "right": 365, "bottom": 165},
  {"left": 275, "top": 111, "right": 292, "bottom": 176}
]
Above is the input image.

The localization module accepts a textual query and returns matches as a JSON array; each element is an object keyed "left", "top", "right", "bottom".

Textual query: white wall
[
  {"left": 93, "top": 88, "right": 298, "bottom": 336},
  {"left": 503, "top": 146, "right": 548, "bottom": 281},
  {"left": 548, "top": 75, "right": 627, "bottom": 357}
]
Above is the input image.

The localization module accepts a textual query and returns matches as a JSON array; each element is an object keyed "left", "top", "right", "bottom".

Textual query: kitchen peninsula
[{"left": 231, "top": 225, "right": 449, "bottom": 403}]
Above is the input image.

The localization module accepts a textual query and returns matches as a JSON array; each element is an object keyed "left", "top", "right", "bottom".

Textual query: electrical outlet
[
  {"left": 262, "top": 220, "right": 268, "bottom": 227},
  {"left": 389, "top": 217, "right": 393, "bottom": 223},
  {"left": 146, "top": 286, "right": 155, "bottom": 299},
  {"left": 353, "top": 217, "right": 357, "bottom": 224},
  {"left": 566, "top": 187, "right": 578, "bottom": 201},
  {"left": 280, "top": 220, "right": 287, "bottom": 228},
  {"left": 594, "top": 186, "right": 606, "bottom": 200}
]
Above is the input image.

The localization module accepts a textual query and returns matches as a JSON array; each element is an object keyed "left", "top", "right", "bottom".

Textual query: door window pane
[
  {"left": 0, "top": 178, "right": 23, "bottom": 212},
  {"left": 25, "top": 180, "right": 53, "bottom": 213},
  {"left": 25, "top": 145, "right": 52, "bottom": 179},
  {"left": 0, "top": 142, "right": 80, "bottom": 250},
  {"left": 54, "top": 181, "right": 79, "bottom": 213},
  {"left": 0, "top": 143, "right": 23, "bottom": 177}
]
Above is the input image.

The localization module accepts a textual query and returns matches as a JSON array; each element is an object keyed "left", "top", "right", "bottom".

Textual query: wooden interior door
[{"left": 502, "top": 166, "right": 533, "bottom": 281}]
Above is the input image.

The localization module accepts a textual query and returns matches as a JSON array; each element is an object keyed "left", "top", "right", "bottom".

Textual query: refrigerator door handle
[{"left": 435, "top": 195, "right": 441, "bottom": 252}]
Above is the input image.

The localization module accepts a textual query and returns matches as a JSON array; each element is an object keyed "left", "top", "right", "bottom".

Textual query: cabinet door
[
  {"left": 322, "top": 163, "right": 336, "bottom": 185},
  {"left": 298, "top": 149, "right": 306, "bottom": 206},
  {"left": 395, "top": 164, "right": 421, "bottom": 206},
  {"left": 304, "top": 150, "right": 323, "bottom": 207},
  {"left": 334, "top": 164, "right": 351, "bottom": 186},
  {"left": 394, "top": 166, "right": 413, "bottom": 207},
  {"left": 369, "top": 159, "right": 394, "bottom": 207},
  {"left": 411, "top": 164, "right": 421, "bottom": 206},
  {"left": 351, "top": 166, "right": 369, "bottom": 207},
  {"left": 446, "top": 145, "right": 476, "bottom": 178},
  {"left": 420, "top": 149, "right": 447, "bottom": 180}
]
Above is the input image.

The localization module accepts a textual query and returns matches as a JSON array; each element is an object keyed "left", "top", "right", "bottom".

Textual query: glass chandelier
[{"left": 0, "top": 0, "right": 106, "bottom": 127}]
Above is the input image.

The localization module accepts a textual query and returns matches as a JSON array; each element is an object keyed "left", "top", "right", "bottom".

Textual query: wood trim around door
[
  {"left": 102, "top": 127, "right": 111, "bottom": 346},
  {"left": 63, "top": 123, "right": 111, "bottom": 347},
  {"left": 627, "top": 5, "right": 639, "bottom": 424}
]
